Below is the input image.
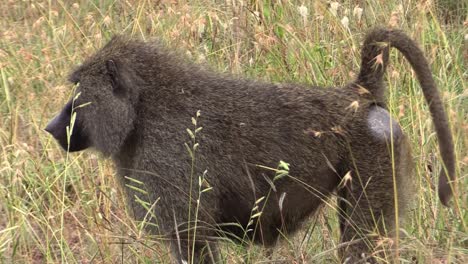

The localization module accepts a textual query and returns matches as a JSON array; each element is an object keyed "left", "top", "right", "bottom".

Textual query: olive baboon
[{"left": 45, "top": 28, "right": 455, "bottom": 263}]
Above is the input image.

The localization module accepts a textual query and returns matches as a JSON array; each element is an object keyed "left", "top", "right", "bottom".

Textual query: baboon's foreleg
[{"left": 171, "top": 236, "right": 220, "bottom": 264}]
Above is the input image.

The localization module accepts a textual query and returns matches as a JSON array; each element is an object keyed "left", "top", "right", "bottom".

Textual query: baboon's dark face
[
  {"left": 46, "top": 59, "right": 138, "bottom": 156},
  {"left": 45, "top": 99, "right": 91, "bottom": 152}
]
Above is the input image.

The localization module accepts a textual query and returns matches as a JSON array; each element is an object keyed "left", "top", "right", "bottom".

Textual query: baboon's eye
[
  {"left": 70, "top": 82, "right": 80, "bottom": 94},
  {"left": 68, "top": 70, "right": 81, "bottom": 85}
]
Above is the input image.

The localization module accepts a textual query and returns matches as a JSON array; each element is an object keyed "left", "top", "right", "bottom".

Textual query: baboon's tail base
[{"left": 356, "top": 28, "right": 455, "bottom": 206}]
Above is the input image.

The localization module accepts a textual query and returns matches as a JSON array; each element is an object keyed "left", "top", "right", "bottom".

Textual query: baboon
[{"left": 45, "top": 28, "right": 455, "bottom": 263}]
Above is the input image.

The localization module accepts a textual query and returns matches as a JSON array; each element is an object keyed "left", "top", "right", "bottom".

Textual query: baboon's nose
[{"left": 44, "top": 114, "right": 62, "bottom": 139}]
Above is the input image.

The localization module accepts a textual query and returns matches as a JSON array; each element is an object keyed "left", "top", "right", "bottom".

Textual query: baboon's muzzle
[{"left": 45, "top": 100, "right": 90, "bottom": 152}]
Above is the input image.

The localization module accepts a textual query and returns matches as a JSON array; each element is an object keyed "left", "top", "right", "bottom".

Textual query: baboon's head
[{"left": 45, "top": 37, "right": 142, "bottom": 156}]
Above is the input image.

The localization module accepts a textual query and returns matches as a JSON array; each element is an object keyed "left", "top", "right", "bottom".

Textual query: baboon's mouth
[{"left": 45, "top": 101, "right": 91, "bottom": 152}]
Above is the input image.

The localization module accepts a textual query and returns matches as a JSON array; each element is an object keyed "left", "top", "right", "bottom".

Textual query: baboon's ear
[{"left": 106, "top": 59, "right": 125, "bottom": 95}]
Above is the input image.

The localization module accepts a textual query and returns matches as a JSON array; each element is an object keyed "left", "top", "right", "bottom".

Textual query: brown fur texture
[{"left": 46, "top": 28, "right": 455, "bottom": 263}]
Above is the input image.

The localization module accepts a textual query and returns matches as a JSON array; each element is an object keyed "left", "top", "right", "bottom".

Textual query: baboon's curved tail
[{"left": 356, "top": 28, "right": 455, "bottom": 206}]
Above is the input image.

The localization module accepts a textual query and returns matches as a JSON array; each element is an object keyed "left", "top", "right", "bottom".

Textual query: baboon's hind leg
[{"left": 339, "top": 106, "right": 414, "bottom": 263}]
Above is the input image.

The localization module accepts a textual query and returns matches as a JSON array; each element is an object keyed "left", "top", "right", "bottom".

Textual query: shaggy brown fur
[{"left": 46, "top": 28, "right": 455, "bottom": 263}]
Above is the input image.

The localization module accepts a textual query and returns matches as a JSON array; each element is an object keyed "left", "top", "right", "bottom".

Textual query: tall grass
[{"left": 0, "top": 0, "right": 466, "bottom": 263}]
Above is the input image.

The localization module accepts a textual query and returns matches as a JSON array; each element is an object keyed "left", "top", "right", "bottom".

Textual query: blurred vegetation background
[{"left": 0, "top": 0, "right": 466, "bottom": 263}]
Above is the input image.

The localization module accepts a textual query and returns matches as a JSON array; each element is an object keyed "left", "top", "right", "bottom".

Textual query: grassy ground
[{"left": 0, "top": 0, "right": 466, "bottom": 263}]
